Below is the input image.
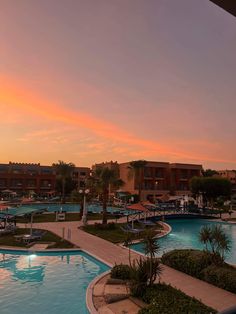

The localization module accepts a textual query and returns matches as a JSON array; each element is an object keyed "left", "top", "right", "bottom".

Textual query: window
[
  {"left": 155, "top": 168, "right": 164, "bottom": 178},
  {"left": 180, "top": 170, "right": 188, "bottom": 179},
  {"left": 10, "top": 179, "right": 23, "bottom": 187},
  {"left": 144, "top": 181, "right": 154, "bottom": 190},
  {"left": 0, "top": 179, "right": 7, "bottom": 187},
  {"left": 79, "top": 181, "right": 85, "bottom": 187},
  {"left": 12, "top": 168, "right": 23, "bottom": 174},
  {"left": 27, "top": 170, "right": 38, "bottom": 175},
  {"left": 144, "top": 168, "right": 152, "bottom": 177},
  {"left": 40, "top": 180, "right": 51, "bottom": 187},
  {"left": 41, "top": 169, "right": 53, "bottom": 175},
  {"left": 0, "top": 167, "right": 7, "bottom": 173},
  {"left": 26, "top": 179, "right": 36, "bottom": 187}
]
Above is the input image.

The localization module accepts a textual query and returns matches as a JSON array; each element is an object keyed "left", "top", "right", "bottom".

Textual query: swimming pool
[
  {"left": 26, "top": 203, "right": 129, "bottom": 214},
  {"left": 0, "top": 250, "right": 109, "bottom": 314},
  {"left": 131, "top": 219, "right": 236, "bottom": 264}
]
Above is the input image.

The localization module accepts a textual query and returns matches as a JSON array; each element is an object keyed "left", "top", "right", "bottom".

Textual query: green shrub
[
  {"left": 129, "top": 258, "right": 151, "bottom": 297},
  {"left": 162, "top": 249, "right": 236, "bottom": 294},
  {"left": 110, "top": 264, "right": 131, "bottom": 280},
  {"left": 129, "top": 257, "right": 162, "bottom": 297},
  {"left": 201, "top": 265, "right": 236, "bottom": 294},
  {"left": 139, "top": 283, "right": 216, "bottom": 314},
  {"left": 162, "top": 249, "right": 213, "bottom": 278}
]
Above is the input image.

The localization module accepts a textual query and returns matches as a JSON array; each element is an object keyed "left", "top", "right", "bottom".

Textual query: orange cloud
[{"left": 0, "top": 75, "right": 236, "bottom": 166}]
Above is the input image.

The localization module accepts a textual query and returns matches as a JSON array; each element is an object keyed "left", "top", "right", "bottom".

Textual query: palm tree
[
  {"left": 52, "top": 160, "right": 75, "bottom": 203},
  {"left": 92, "top": 167, "right": 124, "bottom": 224},
  {"left": 199, "top": 225, "right": 211, "bottom": 251},
  {"left": 199, "top": 224, "right": 231, "bottom": 263},
  {"left": 128, "top": 160, "right": 147, "bottom": 201},
  {"left": 211, "top": 225, "right": 231, "bottom": 261},
  {"left": 143, "top": 229, "right": 161, "bottom": 285}
]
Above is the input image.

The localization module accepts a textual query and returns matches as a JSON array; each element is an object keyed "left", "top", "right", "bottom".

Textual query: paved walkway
[{"left": 21, "top": 220, "right": 236, "bottom": 312}]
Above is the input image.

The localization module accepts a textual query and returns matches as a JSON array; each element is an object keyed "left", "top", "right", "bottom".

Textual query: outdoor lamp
[{"left": 79, "top": 189, "right": 90, "bottom": 225}]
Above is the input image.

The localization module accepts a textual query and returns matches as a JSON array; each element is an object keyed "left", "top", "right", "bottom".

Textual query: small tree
[
  {"left": 199, "top": 225, "right": 211, "bottom": 251},
  {"left": 190, "top": 177, "right": 231, "bottom": 208},
  {"left": 142, "top": 229, "right": 162, "bottom": 285},
  {"left": 52, "top": 160, "right": 75, "bottom": 203},
  {"left": 202, "top": 169, "right": 219, "bottom": 177},
  {"left": 91, "top": 167, "right": 124, "bottom": 224},
  {"left": 199, "top": 225, "right": 231, "bottom": 263},
  {"left": 128, "top": 160, "right": 147, "bottom": 201}
]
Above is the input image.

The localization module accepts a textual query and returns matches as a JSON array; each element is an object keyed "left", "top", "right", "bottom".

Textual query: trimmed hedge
[
  {"left": 201, "top": 265, "right": 236, "bottom": 293},
  {"left": 110, "top": 264, "right": 131, "bottom": 280},
  {"left": 162, "top": 249, "right": 236, "bottom": 294},
  {"left": 161, "top": 249, "right": 213, "bottom": 278},
  {"left": 139, "top": 283, "right": 216, "bottom": 314}
]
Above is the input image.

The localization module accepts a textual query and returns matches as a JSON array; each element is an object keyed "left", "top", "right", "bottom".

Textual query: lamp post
[
  {"left": 79, "top": 189, "right": 90, "bottom": 225},
  {"left": 154, "top": 181, "right": 158, "bottom": 205}
]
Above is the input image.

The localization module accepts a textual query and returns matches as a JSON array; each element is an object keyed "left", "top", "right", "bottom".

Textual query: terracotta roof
[{"left": 126, "top": 202, "right": 150, "bottom": 212}]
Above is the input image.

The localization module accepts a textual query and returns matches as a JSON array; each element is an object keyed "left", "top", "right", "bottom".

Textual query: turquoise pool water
[
  {"left": 27, "top": 203, "right": 128, "bottom": 214},
  {"left": 131, "top": 219, "right": 236, "bottom": 264},
  {"left": 0, "top": 250, "right": 109, "bottom": 314}
]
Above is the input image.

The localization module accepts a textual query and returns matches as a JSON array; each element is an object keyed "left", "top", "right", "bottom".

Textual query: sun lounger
[
  {"left": 31, "top": 230, "right": 46, "bottom": 239},
  {"left": 137, "top": 219, "right": 156, "bottom": 226},
  {"left": 120, "top": 226, "right": 140, "bottom": 234},
  {"left": 120, "top": 225, "right": 144, "bottom": 233}
]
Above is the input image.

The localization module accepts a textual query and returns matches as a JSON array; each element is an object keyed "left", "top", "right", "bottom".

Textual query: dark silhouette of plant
[
  {"left": 123, "top": 232, "right": 133, "bottom": 266},
  {"left": 143, "top": 229, "right": 161, "bottom": 285},
  {"left": 190, "top": 177, "right": 231, "bottom": 208},
  {"left": 52, "top": 160, "right": 75, "bottom": 203},
  {"left": 199, "top": 225, "right": 231, "bottom": 263},
  {"left": 199, "top": 225, "right": 211, "bottom": 251},
  {"left": 130, "top": 257, "right": 162, "bottom": 297},
  {"left": 128, "top": 160, "right": 147, "bottom": 201},
  {"left": 91, "top": 167, "right": 124, "bottom": 224}
]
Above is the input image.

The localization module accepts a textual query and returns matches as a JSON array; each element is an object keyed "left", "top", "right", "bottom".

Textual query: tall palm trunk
[
  {"left": 138, "top": 169, "right": 142, "bottom": 201},
  {"left": 102, "top": 188, "right": 108, "bottom": 224},
  {"left": 79, "top": 199, "right": 84, "bottom": 219},
  {"left": 62, "top": 178, "right": 66, "bottom": 203}
]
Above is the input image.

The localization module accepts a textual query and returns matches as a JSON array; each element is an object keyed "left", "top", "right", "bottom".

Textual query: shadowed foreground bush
[
  {"left": 110, "top": 264, "right": 131, "bottom": 280},
  {"left": 139, "top": 283, "right": 216, "bottom": 314},
  {"left": 201, "top": 265, "right": 236, "bottom": 293},
  {"left": 161, "top": 249, "right": 213, "bottom": 278},
  {"left": 162, "top": 249, "right": 236, "bottom": 294}
]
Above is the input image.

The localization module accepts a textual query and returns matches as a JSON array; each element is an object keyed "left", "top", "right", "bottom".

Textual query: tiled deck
[{"left": 23, "top": 220, "right": 236, "bottom": 312}]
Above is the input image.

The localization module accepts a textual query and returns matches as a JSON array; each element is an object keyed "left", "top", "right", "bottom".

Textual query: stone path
[{"left": 21, "top": 220, "right": 236, "bottom": 312}]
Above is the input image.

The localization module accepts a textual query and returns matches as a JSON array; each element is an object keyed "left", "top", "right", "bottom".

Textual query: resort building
[
  {"left": 71, "top": 167, "right": 91, "bottom": 188},
  {"left": 119, "top": 161, "right": 202, "bottom": 201},
  {"left": 218, "top": 170, "right": 236, "bottom": 185},
  {"left": 0, "top": 162, "right": 90, "bottom": 196}
]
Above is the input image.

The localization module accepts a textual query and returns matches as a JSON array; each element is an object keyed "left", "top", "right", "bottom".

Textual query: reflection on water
[
  {"left": 132, "top": 219, "right": 236, "bottom": 264},
  {"left": 0, "top": 251, "right": 109, "bottom": 314},
  {"left": 0, "top": 254, "right": 45, "bottom": 283}
]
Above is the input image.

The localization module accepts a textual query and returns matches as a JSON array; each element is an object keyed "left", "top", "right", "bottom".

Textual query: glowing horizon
[{"left": 1, "top": 0, "right": 236, "bottom": 170}]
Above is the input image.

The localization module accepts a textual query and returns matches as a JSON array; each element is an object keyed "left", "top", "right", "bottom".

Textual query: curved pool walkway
[{"left": 19, "top": 220, "right": 236, "bottom": 312}]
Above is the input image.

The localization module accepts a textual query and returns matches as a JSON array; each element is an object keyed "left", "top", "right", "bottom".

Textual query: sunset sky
[{"left": 1, "top": 0, "right": 236, "bottom": 169}]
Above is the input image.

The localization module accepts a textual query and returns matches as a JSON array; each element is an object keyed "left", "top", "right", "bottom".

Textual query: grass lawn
[
  {"left": 0, "top": 228, "right": 75, "bottom": 249},
  {"left": 16, "top": 212, "right": 116, "bottom": 223},
  {"left": 83, "top": 222, "right": 163, "bottom": 244}
]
